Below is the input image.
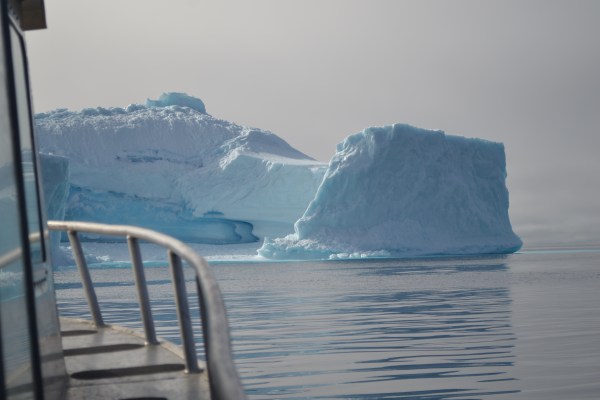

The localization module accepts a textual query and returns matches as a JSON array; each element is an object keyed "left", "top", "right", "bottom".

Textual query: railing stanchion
[
  {"left": 67, "top": 230, "right": 104, "bottom": 327},
  {"left": 48, "top": 220, "right": 247, "bottom": 398},
  {"left": 127, "top": 236, "right": 158, "bottom": 345},
  {"left": 168, "top": 250, "right": 199, "bottom": 373}
]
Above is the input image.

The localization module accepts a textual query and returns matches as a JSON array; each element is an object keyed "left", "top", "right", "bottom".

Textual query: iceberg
[
  {"left": 35, "top": 94, "right": 521, "bottom": 259},
  {"left": 259, "top": 123, "right": 522, "bottom": 259},
  {"left": 35, "top": 93, "right": 327, "bottom": 243}
]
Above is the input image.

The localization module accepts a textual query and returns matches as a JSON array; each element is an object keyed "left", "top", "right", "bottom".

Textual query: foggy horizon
[{"left": 26, "top": 0, "right": 600, "bottom": 247}]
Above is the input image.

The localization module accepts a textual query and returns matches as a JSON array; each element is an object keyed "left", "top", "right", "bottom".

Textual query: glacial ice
[
  {"left": 258, "top": 123, "right": 522, "bottom": 259},
  {"left": 35, "top": 93, "right": 327, "bottom": 243},
  {"left": 39, "top": 153, "right": 70, "bottom": 262},
  {"left": 36, "top": 93, "right": 521, "bottom": 259},
  {"left": 145, "top": 92, "right": 206, "bottom": 113},
  {"left": 39, "top": 153, "right": 69, "bottom": 222}
]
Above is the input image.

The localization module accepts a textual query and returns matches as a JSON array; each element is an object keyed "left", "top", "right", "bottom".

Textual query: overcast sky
[{"left": 26, "top": 0, "right": 600, "bottom": 247}]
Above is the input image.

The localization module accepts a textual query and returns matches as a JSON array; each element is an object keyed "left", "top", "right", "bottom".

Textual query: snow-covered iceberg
[
  {"left": 35, "top": 93, "right": 326, "bottom": 243},
  {"left": 259, "top": 123, "right": 522, "bottom": 259}
]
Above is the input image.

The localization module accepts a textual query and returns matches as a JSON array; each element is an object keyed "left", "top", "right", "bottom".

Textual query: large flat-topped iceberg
[
  {"left": 36, "top": 93, "right": 326, "bottom": 243},
  {"left": 259, "top": 123, "right": 522, "bottom": 259}
]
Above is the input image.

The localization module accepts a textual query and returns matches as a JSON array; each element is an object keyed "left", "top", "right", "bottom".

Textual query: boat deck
[{"left": 61, "top": 317, "right": 211, "bottom": 399}]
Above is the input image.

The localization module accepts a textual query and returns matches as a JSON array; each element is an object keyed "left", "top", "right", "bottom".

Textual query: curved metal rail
[{"left": 48, "top": 220, "right": 246, "bottom": 400}]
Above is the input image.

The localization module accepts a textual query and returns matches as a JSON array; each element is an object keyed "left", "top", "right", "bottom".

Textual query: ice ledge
[{"left": 145, "top": 92, "right": 206, "bottom": 113}]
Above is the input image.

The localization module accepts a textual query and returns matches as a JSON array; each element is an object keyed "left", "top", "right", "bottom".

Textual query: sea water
[{"left": 54, "top": 249, "right": 600, "bottom": 399}]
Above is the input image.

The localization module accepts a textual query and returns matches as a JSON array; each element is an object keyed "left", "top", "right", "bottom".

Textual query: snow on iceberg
[
  {"left": 35, "top": 93, "right": 326, "bottom": 243},
  {"left": 258, "top": 123, "right": 522, "bottom": 259}
]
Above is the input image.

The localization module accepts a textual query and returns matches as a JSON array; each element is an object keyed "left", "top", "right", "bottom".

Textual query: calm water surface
[{"left": 54, "top": 250, "right": 600, "bottom": 399}]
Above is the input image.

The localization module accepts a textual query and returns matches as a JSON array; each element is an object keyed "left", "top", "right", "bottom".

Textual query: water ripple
[{"left": 54, "top": 253, "right": 600, "bottom": 399}]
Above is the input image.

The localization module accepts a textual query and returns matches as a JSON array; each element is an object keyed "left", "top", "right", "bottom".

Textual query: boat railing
[{"left": 47, "top": 220, "right": 246, "bottom": 400}]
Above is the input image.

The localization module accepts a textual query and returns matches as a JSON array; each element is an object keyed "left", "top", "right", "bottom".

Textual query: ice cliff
[
  {"left": 35, "top": 93, "right": 327, "bottom": 243},
  {"left": 258, "top": 124, "right": 522, "bottom": 259}
]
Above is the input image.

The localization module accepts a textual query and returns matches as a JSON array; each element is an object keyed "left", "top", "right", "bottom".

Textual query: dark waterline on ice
[{"left": 54, "top": 249, "right": 600, "bottom": 399}]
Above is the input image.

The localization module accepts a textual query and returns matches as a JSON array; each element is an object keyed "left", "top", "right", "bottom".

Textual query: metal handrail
[{"left": 47, "top": 220, "right": 247, "bottom": 400}]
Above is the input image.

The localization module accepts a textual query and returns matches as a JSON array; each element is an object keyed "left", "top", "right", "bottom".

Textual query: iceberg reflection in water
[{"left": 54, "top": 250, "right": 600, "bottom": 399}]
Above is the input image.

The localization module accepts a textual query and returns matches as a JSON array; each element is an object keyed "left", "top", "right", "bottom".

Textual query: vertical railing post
[
  {"left": 127, "top": 236, "right": 158, "bottom": 345},
  {"left": 168, "top": 250, "right": 199, "bottom": 373},
  {"left": 67, "top": 230, "right": 104, "bottom": 327},
  {"left": 196, "top": 277, "right": 210, "bottom": 364}
]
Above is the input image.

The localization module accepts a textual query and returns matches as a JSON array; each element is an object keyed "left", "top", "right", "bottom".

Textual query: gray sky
[{"left": 26, "top": 0, "right": 600, "bottom": 247}]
